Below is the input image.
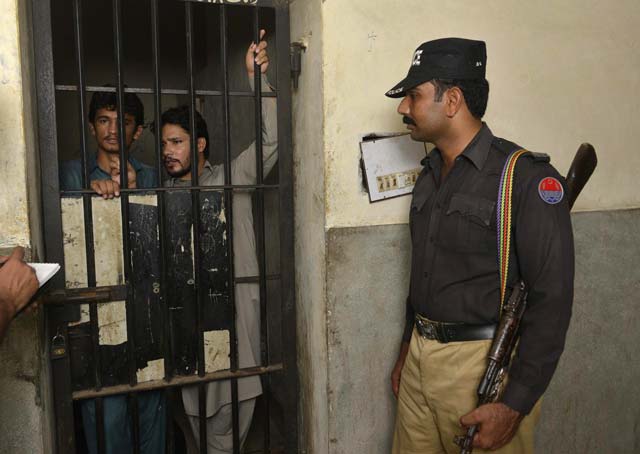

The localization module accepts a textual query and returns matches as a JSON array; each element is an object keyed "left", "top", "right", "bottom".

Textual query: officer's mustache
[{"left": 403, "top": 116, "right": 416, "bottom": 126}]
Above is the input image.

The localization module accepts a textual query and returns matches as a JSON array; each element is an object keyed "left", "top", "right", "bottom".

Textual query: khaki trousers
[{"left": 392, "top": 329, "right": 541, "bottom": 454}]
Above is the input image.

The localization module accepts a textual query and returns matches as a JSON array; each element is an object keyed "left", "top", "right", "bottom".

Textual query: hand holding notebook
[
  {"left": 27, "top": 263, "right": 61, "bottom": 287},
  {"left": 0, "top": 248, "right": 57, "bottom": 319}
]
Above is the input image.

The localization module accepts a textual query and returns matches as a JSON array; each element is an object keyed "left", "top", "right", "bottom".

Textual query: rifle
[{"left": 454, "top": 143, "right": 597, "bottom": 454}]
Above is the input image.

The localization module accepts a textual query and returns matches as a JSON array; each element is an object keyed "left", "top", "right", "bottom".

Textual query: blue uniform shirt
[{"left": 59, "top": 153, "right": 157, "bottom": 190}]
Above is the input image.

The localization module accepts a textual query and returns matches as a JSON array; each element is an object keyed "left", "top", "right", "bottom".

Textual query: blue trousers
[{"left": 81, "top": 391, "right": 165, "bottom": 454}]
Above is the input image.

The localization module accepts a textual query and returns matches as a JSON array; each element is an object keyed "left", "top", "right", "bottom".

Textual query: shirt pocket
[
  {"left": 439, "top": 193, "right": 496, "bottom": 253},
  {"left": 409, "top": 191, "right": 432, "bottom": 245}
]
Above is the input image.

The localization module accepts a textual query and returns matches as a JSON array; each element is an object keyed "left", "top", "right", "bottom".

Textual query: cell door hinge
[{"left": 290, "top": 40, "right": 307, "bottom": 90}]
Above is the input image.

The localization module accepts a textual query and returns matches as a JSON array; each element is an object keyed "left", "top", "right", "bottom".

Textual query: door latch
[
  {"left": 290, "top": 41, "right": 307, "bottom": 89},
  {"left": 43, "top": 285, "right": 128, "bottom": 305}
]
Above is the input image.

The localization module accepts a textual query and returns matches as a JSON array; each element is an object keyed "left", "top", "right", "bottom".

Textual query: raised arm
[{"left": 233, "top": 29, "right": 278, "bottom": 184}]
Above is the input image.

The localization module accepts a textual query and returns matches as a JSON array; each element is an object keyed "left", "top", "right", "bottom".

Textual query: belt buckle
[{"left": 416, "top": 318, "right": 438, "bottom": 341}]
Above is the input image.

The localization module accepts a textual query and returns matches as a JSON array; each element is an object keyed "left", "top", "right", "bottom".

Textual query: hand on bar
[{"left": 246, "top": 29, "right": 269, "bottom": 78}]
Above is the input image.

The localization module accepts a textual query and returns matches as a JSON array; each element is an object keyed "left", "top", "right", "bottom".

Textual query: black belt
[{"left": 415, "top": 315, "right": 496, "bottom": 343}]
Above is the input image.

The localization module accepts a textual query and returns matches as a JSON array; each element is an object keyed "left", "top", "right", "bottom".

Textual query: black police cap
[{"left": 385, "top": 37, "right": 487, "bottom": 98}]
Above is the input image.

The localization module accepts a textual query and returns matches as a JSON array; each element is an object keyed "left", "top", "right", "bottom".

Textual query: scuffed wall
[
  {"left": 289, "top": 0, "right": 327, "bottom": 453},
  {"left": 535, "top": 209, "right": 640, "bottom": 453},
  {"left": 0, "top": 312, "right": 44, "bottom": 454},
  {"left": 326, "top": 225, "right": 409, "bottom": 453},
  {"left": 325, "top": 211, "right": 640, "bottom": 453},
  {"left": 0, "top": 0, "right": 31, "bottom": 248},
  {"left": 0, "top": 0, "right": 47, "bottom": 453}
]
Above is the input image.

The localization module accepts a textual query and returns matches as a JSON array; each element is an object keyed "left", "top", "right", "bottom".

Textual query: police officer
[{"left": 386, "top": 38, "right": 574, "bottom": 453}]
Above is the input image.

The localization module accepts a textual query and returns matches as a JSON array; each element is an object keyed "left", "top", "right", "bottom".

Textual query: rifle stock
[{"left": 566, "top": 143, "right": 597, "bottom": 210}]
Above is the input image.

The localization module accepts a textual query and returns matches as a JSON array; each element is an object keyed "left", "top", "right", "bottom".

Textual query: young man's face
[
  {"left": 397, "top": 81, "right": 448, "bottom": 143},
  {"left": 161, "top": 123, "right": 206, "bottom": 180},
  {"left": 90, "top": 108, "right": 142, "bottom": 154}
]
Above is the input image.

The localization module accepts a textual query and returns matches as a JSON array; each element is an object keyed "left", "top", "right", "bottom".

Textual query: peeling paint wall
[
  {"left": 0, "top": 0, "right": 31, "bottom": 248},
  {"left": 289, "top": 0, "right": 328, "bottom": 453},
  {"left": 0, "top": 0, "right": 48, "bottom": 453},
  {"left": 0, "top": 311, "right": 45, "bottom": 454}
]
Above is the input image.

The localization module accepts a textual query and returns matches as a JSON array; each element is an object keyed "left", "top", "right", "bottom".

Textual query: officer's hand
[
  {"left": 459, "top": 403, "right": 523, "bottom": 450},
  {"left": 391, "top": 341, "right": 410, "bottom": 398},
  {"left": 0, "top": 247, "right": 39, "bottom": 318},
  {"left": 90, "top": 179, "right": 121, "bottom": 199},
  {"left": 246, "top": 29, "right": 269, "bottom": 77}
]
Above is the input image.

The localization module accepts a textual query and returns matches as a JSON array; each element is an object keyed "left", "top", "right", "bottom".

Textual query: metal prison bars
[{"left": 33, "top": 0, "right": 295, "bottom": 453}]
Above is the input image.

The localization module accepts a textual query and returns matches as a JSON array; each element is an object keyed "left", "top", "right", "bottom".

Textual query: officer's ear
[{"left": 444, "top": 86, "right": 464, "bottom": 118}]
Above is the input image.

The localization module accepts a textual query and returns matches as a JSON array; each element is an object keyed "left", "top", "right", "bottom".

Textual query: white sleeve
[{"left": 232, "top": 77, "right": 278, "bottom": 185}]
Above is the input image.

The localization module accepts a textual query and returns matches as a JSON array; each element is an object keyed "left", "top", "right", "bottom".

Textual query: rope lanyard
[{"left": 497, "top": 149, "right": 528, "bottom": 312}]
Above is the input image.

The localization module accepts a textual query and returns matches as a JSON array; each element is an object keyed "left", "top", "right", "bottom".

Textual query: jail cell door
[{"left": 32, "top": 0, "right": 296, "bottom": 453}]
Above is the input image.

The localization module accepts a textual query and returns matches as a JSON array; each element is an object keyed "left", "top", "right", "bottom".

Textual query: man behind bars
[
  {"left": 386, "top": 38, "right": 574, "bottom": 453},
  {"left": 158, "top": 31, "right": 274, "bottom": 453},
  {"left": 59, "top": 90, "right": 164, "bottom": 454}
]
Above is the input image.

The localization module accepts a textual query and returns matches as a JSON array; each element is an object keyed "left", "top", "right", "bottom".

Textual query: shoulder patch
[{"left": 538, "top": 177, "right": 564, "bottom": 204}]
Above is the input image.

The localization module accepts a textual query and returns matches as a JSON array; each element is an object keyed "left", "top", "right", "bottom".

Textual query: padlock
[{"left": 50, "top": 333, "right": 67, "bottom": 360}]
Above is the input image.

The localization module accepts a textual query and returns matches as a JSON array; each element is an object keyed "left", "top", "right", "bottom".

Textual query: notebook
[{"left": 28, "top": 263, "right": 61, "bottom": 288}]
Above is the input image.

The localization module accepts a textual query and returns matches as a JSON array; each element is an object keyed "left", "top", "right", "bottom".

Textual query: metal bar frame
[
  {"left": 73, "top": 364, "right": 284, "bottom": 400},
  {"left": 72, "top": 0, "right": 108, "bottom": 452},
  {"left": 111, "top": 1, "right": 142, "bottom": 452},
  {"left": 31, "top": 0, "right": 75, "bottom": 450},
  {"left": 150, "top": 0, "right": 177, "bottom": 451},
  {"left": 32, "top": 0, "right": 298, "bottom": 452},
  {"left": 251, "top": 8, "right": 272, "bottom": 453},
  {"left": 61, "top": 183, "right": 279, "bottom": 195},
  {"left": 179, "top": 0, "right": 279, "bottom": 8},
  {"left": 275, "top": 4, "right": 299, "bottom": 452},
  {"left": 55, "top": 84, "right": 277, "bottom": 98},
  {"left": 218, "top": 5, "right": 241, "bottom": 453},
  {"left": 184, "top": 3, "right": 209, "bottom": 452}
]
